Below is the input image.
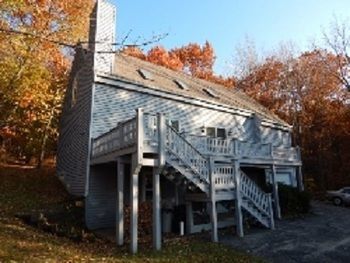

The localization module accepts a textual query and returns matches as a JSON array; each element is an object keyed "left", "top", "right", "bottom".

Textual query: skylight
[
  {"left": 203, "top": 88, "right": 218, "bottom": 98},
  {"left": 173, "top": 79, "right": 189, "bottom": 90},
  {"left": 137, "top": 68, "right": 154, "bottom": 80}
]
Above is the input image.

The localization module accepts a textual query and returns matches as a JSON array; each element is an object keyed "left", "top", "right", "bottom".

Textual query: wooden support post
[
  {"left": 130, "top": 108, "right": 143, "bottom": 254},
  {"left": 152, "top": 112, "right": 165, "bottom": 251},
  {"left": 186, "top": 202, "right": 194, "bottom": 234},
  {"left": 116, "top": 158, "right": 124, "bottom": 246},
  {"left": 296, "top": 147, "right": 304, "bottom": 191},
  {"left": 136, "top": 108, "right": 144, "bottom": 164},
  {"left": 153, "top": 167, "right": 161, "bottom": 250},
  {"left": 271, "top": 165, "right": 281, "bottom": 219},
  {"left": 130, "top": 155, "right": 140, "bottom": 254},
  {"left": 268, "top": 194, "right": 275, "bottom": 230},
  {"left": 174, "top": 184, "right": 179, "bottom": 206},
  {"left": 209, "top": 157, "right": 218, "bottom": 242},
  {"left": 157, "top": 113, "right": 166, "bottom": 169},
  {"left": 141, "top": 173, "right": 147, "bottom": 202},
  {"left": 297, "top": 166, "right": 304, "bottom": 191},
  {"left": 234, "top": 160, "right": 244, "bottom": 237}
]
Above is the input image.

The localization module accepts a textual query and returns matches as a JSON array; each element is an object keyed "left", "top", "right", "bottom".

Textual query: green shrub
[{"left": 278, "top": 184, "right": 311, "bottom": 216}]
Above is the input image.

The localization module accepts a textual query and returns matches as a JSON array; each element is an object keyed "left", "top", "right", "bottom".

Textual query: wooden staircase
[
  {"left": 239, "top": 171, "right": 274, "bottom": 228},
  {"left": 164, "top": 123, "right": 275, "bottom": 233}
]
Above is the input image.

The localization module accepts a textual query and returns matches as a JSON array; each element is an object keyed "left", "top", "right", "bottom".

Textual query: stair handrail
[
  {"left": 239, "top": 171, "right": 272, "bottom": 217},
  {"left": 165, "top": 123, "right": 210, "bottom": 183},
  {"left": 166, "top": 124, "right": 207, "bottom": 158}
]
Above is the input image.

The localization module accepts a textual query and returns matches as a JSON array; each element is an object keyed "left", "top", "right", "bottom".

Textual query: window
[
  {"left": 205, "top": 127, "right": 226, "bottom": 138},
  {"left": 167, "top": 119, "right": 180, "bottom": 132},
  {"left": 203, "top": 87, "right": 219, "bottom": 98},
  {"left": 173, "top": 79, "right": 189, "bottom": 90},
  {"left": 206, "top": 127, "right": 216, "bottom": 137},
  {"left": 217, "top": 128, "right": 226, "bottom": 138},
  {"left": 276, "top": 173, "right": 292, "bottom": 185},
  {"left": 137, "top": 68, "right": 154, "bottom": 80},
  {"left": 170, "top": 120, "right": 180, "bottom": 132},
  {"left": 71, "top": 77, "right": 78, "bottom": 108},
  {"left": 166, "top": 119, "right": 181, "bottom": 132}
]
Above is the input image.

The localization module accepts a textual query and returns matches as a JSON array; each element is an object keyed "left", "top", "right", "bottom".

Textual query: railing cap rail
[{"left": 93, "top": 116, "right": 137, "bottom": 141}]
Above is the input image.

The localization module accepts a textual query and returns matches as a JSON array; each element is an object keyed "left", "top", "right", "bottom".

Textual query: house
[{"left": 56, "top": 0, "right": 303, "bottom": 254}]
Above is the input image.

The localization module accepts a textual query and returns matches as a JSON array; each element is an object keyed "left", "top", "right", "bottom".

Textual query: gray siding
[
  {"left": 56, "top": 48, "right": 94, "bottom": 196},
  {"left": 261, "top": 126, "right": 291, "bottom": 147},
  {"left": 85, "top": 163, "right": 117, "bottom": 230},
  {"left": 92, "top": 1, "right": 116, "bottom": 73},
  {"left": 57, "top": 0, "right": 117, "bottom": 197},
  {"left": 91, "top": 84, "right": 291, "bottom": 147}
]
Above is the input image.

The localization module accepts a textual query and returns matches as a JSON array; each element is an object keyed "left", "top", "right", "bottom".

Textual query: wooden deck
[
  {"left": 90, "top": 112, "right": 301, "bottom": 166},
  {"left": 89, "top": 109, "right": 302, "bottom": 254}
]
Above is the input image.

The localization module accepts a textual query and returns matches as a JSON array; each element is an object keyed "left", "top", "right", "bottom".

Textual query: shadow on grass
[{"left": 0, "top": 164, "right": 263, "bottom": 262}]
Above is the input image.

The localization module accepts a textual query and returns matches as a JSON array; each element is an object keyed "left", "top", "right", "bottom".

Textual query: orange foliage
[
  {"left": 171, "top": 41, "right": 215, "bottom": 77},
  {"left": 0, "top": 0, "right": 94, "bottom": 162},
  {"left": 121, "top": 46, "right": 146, "bottom": 60},
  {"left": 238, "top": 50, "right": 350, "bottom": 190},
  {"left": 146, "top": 46, "right": 183, "bottom": 71},
  {"left": 121, "top": 42, "right": 236, "bottom": 88}
]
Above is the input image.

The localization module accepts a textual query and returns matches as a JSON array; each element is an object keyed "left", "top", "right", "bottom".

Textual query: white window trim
[
  {"left": 202, "top": 126, "right": 226, "bottom": 138},
  {"left": 167, "top": 119, "right": 181, "bottom": 132}
]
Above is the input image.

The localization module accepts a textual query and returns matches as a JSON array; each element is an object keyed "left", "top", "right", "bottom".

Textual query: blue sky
[{"left": 110, "top": 0, "right": 350, "bottom": 75}]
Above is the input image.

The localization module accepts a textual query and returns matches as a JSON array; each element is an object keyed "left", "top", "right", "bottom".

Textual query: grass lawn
[{"left": 0, "top": 164, "right": 262, "bottom": 262}]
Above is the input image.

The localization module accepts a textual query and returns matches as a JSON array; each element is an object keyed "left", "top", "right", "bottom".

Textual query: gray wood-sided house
[{"left": 57, "top": 0, "right": 303, "bottom": 254}]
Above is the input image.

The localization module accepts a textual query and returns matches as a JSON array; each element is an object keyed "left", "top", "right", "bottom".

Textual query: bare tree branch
[{"left": 0, "top": 27, "right": 169, "bottom": 51}]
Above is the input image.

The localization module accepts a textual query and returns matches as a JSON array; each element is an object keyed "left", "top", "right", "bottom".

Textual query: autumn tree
[
  {"left": 146, "top": 46, "right": 183, "bottom": 71},
  {"left": 236, "top": 46, "right": 350, "bottom": 191},
  {"left": 0, "top": 0, "right": 94, "bottom": 166},
  {"left": 322, "top": 17, "right": 350, "bottom": 91}
]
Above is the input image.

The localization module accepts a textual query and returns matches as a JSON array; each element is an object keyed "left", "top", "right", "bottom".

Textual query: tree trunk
[{"left": 36, "top": 111, "right": 55, "bottom": 169}]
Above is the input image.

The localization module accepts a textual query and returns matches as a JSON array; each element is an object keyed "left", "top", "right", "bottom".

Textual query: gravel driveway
[{"left": 220, "top": 202, "right": 350, "bottom": 263}]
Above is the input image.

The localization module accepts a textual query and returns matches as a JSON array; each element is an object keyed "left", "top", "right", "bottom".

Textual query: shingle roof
[{"left": 111, "top": 53, "right": 289, "bottom": 126}]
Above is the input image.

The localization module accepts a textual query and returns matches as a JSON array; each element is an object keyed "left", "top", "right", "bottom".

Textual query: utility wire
[{"left": 0, "top": 27, "right": 168, "bottom": 51}]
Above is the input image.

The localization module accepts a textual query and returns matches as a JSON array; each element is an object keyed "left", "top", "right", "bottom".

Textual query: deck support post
[
  {"left": 153, "top": 167, "right": 161, "bottom": 250},
  {"left": 296, "top": 147, "right": 304, "bottom": 191},
  {"left": 116, "top": 158, "right": 125, "bottom": 246},
  {"left": 186, "top": 202, "right": 194, "bottom": 234},
  {"left": 209, "top": 157, "right": 218, "bottom": 242},
  {"left": 141, "top": 173, "right": 147, "bottom": 202},
  {"left": 130, "top": 108, "right": 144, "bottom": 254},
  {"left": 297, "top": 166, "right": 304, "bottom": 191},
  {"left": 271, "top": 164, "right": 281, "bottom": 219},
  {"left": 130, "top": 154, "right": 141, "bottom": 254},
  {"left": 234, "top": 159, "right": 244, "bottom": 237},
  {"left": 152, "top": 112, "right": 165, "bottom": 251},
  {"left": 174, "top": 184, "right": 179, "bottom": 206}
]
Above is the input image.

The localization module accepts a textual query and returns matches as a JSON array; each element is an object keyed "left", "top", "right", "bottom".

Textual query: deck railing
[
  {"left": 185, "top": 135, "right": 235, "bottom": 156},
  {"left": 91, "top": 110, "right": 300, "bottom": 163},
  {"left": 91, "top": 117, "right": 137, "bottom": 157},
  {"left": 237, "top": 141, "right": 271, "bottom": 159},
  {"left": 143, "top": 113, "right": 158, "bottom": 147},
  {"left": 213, "top": 164, "right": 235, "bottom": 190},
  {"left": 272, "top": 147, "right": 299, "bottom": 161}
]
